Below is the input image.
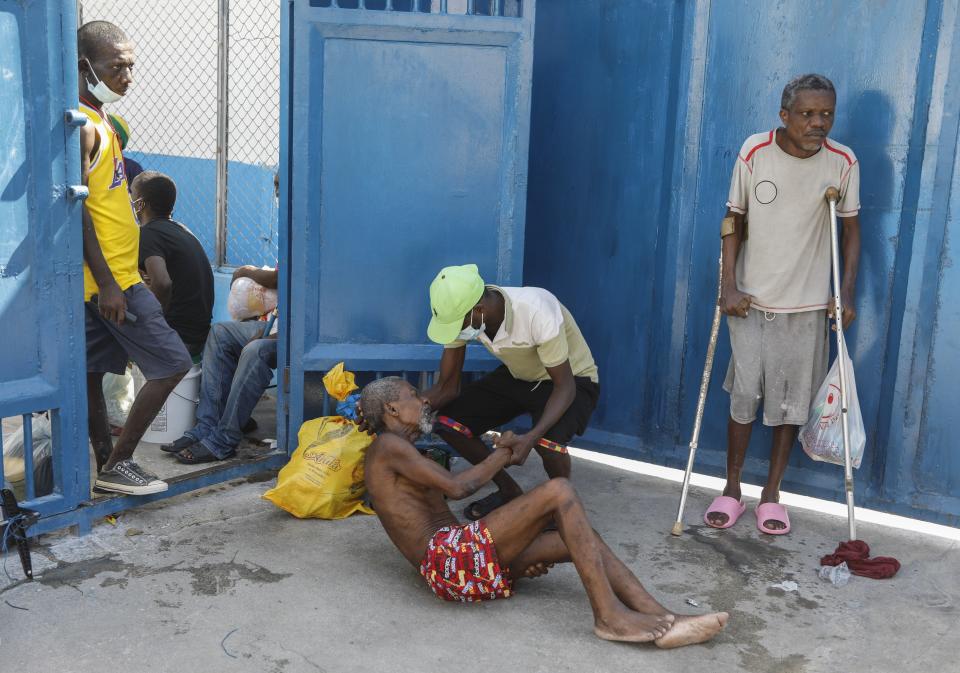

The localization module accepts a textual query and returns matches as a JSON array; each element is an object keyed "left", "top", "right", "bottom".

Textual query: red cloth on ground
[{"left": 820, "top": 540, "right": 901, "bottom": 579}]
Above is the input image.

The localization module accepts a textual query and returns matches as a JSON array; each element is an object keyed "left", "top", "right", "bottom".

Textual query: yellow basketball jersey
[{"left": 80, "top": 99, "right": 141, "bottom": 301}]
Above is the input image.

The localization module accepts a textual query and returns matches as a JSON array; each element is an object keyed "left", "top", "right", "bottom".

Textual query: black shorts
[
  {"left": 85, "top": 283, "right": 193, "bottom": 380},
  {"left": 439, "top": 366, "right": 600, "bottom": 445}
]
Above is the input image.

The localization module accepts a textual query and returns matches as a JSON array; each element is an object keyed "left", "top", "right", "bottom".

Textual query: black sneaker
[
  {"left": 161, "top": 435, "right": 197, "bottom": 453},
  {"left": 95, "top": 460, "right": 169, "bottom": 495}
]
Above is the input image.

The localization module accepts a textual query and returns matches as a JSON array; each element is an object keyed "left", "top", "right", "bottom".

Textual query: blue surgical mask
[{"left": 457, "top": 311, "right": 485, "bottom": 341}]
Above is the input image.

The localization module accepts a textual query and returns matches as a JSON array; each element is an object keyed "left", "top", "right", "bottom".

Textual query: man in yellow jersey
[{"left": 78, "top": 21, "right": 192, "bottom": 495}]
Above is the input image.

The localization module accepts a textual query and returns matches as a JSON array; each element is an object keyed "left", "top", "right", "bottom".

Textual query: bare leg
[
  {"left": 103, "top": 371, "right": 186, "bottom": 469},
  {"left": 535, "top": 445, "right": 571, "bottom": 479},
  {"left": 87, "top": 373, "right": 113, "bottom": 472},
  {"left": 758, "top": 424, "right": 799, "bottom": 531},
  {"left": 485, "top": 479, "right": 674, "bottom": 642},
  {"left": 506, "top": 527, "right": 728, "bottom": 648},
  {"left": 707, "top": 416, "right": 752, "bottom": 527},
  {"left": 509, "top": 531, "right": 669, "bottom": 615},
  {"left": 436, "top": 427, "right": 523, "bottom": 499}
]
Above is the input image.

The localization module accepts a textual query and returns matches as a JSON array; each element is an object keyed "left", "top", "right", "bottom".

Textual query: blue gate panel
[
  {"left": 0, "top": 11, "right": 42, "bottom": 383},
  {"left": 318, "top": 38, "right": 507, "bottom": 344},
  {"left": 915, "top": 145, "right": 960, "bottom": 498},
  {"left": 283, "top": 1, "right": 536, "bottom": 438},
  {"left": 1, "top": 0, "right": 88, "bottom": 518},
  {"left": 525, "top": 0, "right": 685, "bottom": 443},
  {"left": 525, "top": 0, "right": 960, "bottom": 525}
]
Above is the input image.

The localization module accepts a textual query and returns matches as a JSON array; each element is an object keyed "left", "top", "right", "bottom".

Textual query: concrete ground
[{"left": 1, "top": 449, "right": 957, "bottom": 673}]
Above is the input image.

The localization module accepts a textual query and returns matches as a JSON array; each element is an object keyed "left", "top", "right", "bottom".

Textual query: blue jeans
[{"left": 185, "top": 321, "right": 277, "bottom": 458}]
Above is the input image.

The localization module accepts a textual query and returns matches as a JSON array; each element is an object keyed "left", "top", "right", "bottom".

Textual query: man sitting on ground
[
  {"left": 359, "top": 377, "right": 728, "bottom": 648},
  {"left": 161, "top": 266, "right": 278, "bottom": 463},
  {"left": 133, "top": 171, "right": 214, "bottom": 360}
]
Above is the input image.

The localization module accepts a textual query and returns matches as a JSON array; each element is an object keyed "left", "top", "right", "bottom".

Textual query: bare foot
[
  {"left": 706, "top": 512, "right": 729, "bottom": 527},
  {"left": 706, "top": 489, "right": 742, "bottom": 527},
  {"left": 594, "top": 609, "right": 675, "bottom": 643},
  {"left": 654, "top": 612, "right": 728, "bottom": 649},
  {"left": 760, "top": 488, "right": 786, "bottom": 531}
]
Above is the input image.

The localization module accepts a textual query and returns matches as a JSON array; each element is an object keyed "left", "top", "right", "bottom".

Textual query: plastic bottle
[{"left": 818, "top": 562, "right": 851, "bottom": 586}]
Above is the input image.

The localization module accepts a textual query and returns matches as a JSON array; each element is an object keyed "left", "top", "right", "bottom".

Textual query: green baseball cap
[{"left": 427, "top": 264, "right": 485, "bottom": 344}]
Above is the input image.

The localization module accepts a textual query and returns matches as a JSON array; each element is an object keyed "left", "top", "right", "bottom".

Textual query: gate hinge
[{"left": 283, "top": 367, "right": 290, "bottom": 394}]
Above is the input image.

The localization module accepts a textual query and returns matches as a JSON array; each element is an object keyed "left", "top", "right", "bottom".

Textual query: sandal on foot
[
  {"left": 703, "top": 496, "right": 746, "bottom": 529},
  {"left": 175, "top": 443, "right": 230, "bottom": 464},
  {"left": 755, "top": 502, "right": 791, "bottom": 535},
  {"left": 464, "top": 491, "right": 513, "bottom": 521},
  {"left": 162, "top": 436, "right": 197, "bottom": 453}
]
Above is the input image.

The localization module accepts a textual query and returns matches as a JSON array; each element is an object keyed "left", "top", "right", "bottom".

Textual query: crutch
[
  {"left": 671, "top": 252, "right": 723, "bottom": 536},
  {"left": 825, "top": 186, "right": 857, "bottom": 541}
]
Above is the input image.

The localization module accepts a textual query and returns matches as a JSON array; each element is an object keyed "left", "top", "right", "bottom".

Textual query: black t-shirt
[{"left": 138, "top": 218, "right": 214, "bottom": 355}]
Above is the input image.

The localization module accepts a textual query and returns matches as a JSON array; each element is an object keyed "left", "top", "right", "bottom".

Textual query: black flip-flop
[
  {"left": 161, "top": 436, "right": 197, "bottom": 453},
  {"left": 464, "top": 491, "right": 510, "bottom": 521},
  {"left": 175, "top": 443, "right": 230, "bottom": 464}
]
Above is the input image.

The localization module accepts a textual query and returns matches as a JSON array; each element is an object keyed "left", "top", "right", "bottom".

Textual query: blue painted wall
[{"left": 525, "top": 0, "right": 960, "bottom": 525}]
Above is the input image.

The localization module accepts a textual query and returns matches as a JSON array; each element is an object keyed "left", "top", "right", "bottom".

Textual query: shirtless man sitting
[{"left": 359, "top": 377, "right": 728, "bottom": 648}]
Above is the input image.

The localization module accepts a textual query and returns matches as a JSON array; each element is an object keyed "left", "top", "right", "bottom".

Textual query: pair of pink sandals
[{"left": 703, "top": 495, "right": 790, "bottom": 535}]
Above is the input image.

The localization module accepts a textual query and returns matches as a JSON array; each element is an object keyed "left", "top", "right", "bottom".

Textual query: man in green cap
[{"left": 424, "top": 264, "right": 600, "bottom": 521}]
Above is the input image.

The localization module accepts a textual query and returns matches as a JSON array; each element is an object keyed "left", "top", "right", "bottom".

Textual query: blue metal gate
[
  {"left": 280, "top": 0, "right": 536, "bottom": 443},
  {"left": 0, "top": 0, "right": 88, "bottom": 521},
  {"left": 524, "top": 0, "right": 960, "bottom": 526},
  {"left": 1, "top": 2, "right": 290, "bottom": 538}
]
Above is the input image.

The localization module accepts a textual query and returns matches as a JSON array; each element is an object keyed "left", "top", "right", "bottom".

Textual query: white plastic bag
[
  {"left": 228, "top": 276, "right": 278, "bottom": 321},
  {"left": 103, "top": 370, "right": 135, "bottom": 427},
  {"left": 3, "top": 414, "right": 54, "bottom": 496},
  {"left": 800, "top": 333, "right": 865, "bottom": 468}
]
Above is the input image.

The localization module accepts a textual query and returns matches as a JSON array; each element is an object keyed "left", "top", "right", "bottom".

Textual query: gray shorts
[
  {"left": 723, "top": 309, "right": 828, "bottom": 427},
  {"left": 85, "top": 283, "right": 192, "bottom": 380}
]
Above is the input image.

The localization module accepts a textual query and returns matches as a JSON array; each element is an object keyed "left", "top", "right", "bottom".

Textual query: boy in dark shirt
[{"left": 132, "top": 171, "right": 214, "bottom": 358}]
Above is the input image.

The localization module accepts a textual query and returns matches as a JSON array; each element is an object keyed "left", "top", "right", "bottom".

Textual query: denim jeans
[{"left": 185, "top": 320, "right": 277, "bottom": 458}]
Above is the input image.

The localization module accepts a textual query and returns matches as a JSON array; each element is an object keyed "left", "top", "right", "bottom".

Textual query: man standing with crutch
[{"left": 701, "top": 74, "right": 861, "bottom": 535}]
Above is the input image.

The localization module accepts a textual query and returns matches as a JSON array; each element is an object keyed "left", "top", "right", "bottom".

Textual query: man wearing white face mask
[
  {"left": 77, "top": 21, "right": 193, "bottom": 495},
  {"left": 423, "top": 264, "right": 600, "bottom": 521}
]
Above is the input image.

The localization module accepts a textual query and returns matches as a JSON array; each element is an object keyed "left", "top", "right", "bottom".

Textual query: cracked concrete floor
[{"left": 1, "top": 455, "right": 957, "bottom": 673}]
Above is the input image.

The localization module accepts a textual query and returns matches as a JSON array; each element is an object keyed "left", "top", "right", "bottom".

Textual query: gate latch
[
  {"left": 64, "top": 109, "right": 88, "bottom": 127},
  {"left": 67, "top": 185, "right": 89, "bottom": 201}
]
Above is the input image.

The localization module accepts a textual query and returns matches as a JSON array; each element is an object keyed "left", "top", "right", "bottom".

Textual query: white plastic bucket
[{"left": 137, "top": 364, "right": 202, "bottom": 444}]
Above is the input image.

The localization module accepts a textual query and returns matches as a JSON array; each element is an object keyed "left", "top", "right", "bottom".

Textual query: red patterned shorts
[{"left": 419, "top": 520, "right": 512, "bottom": 602}]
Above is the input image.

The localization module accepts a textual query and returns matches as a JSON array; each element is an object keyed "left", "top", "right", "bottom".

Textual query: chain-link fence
[
  {"left": 225, "top": 0, "right": 281, "bottom": 267},
  {"left": 79, "top": 0, "right": 279, "bottom": 268}
]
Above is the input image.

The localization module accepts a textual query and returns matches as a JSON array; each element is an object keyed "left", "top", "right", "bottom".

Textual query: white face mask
[
  {"left": 84, "top": 59, "right": 124, "bottom": 104},
  {"left": 457, "top": 310, "right": 485, "bottom": 342}
]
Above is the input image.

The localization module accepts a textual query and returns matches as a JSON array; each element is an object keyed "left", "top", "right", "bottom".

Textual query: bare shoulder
[{"left": 368, "top": 432, "right": 417, "bottom": 459}]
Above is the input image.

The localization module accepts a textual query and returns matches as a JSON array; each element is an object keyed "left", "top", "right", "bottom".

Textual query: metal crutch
[
  {"left": 825, "top": 186, "right": 857, "bottom": 541},
  {"left": 671, "top": 252, "right": 723, "bottom": 536}
]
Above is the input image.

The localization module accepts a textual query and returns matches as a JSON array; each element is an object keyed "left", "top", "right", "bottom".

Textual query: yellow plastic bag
[
  {"left": 262, "top": 416, "right": 374, "bottom": 519},
  {"left": 322, "top": 362, "right": 358, "bottom": 402}
]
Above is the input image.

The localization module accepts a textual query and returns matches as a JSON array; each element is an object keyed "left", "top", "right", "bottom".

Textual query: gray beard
[{"left": 418, "top": 405, "right": 437, "bottom": 435}]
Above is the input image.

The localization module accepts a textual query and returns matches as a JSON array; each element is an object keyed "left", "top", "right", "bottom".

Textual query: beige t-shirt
[
  {"left": 445, "top": 285, "right": 599, "bottom": 383},
  {"left": 726, "top": 130, "right": 860, "bottom": 313}
]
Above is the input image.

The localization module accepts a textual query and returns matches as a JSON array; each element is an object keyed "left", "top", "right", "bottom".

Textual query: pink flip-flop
[
  {"left": 703, "top": 496, "right": 746, "bottom": 529},
  {"left": 755, "top": 502, "right": 791, "bottom": 535}
]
